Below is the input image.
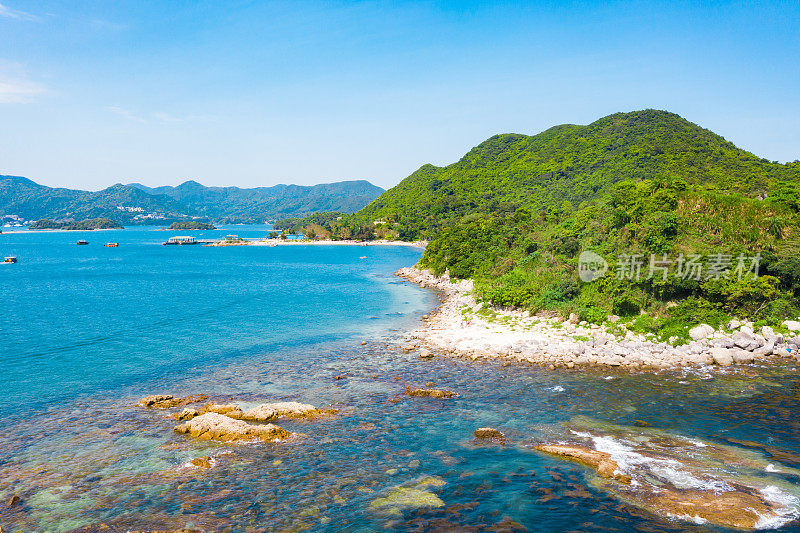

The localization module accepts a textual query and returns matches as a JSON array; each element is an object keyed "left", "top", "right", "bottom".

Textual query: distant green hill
[
  {"left": 29, "top": 217, "right": 123, "bottom": 230},
  {"left": 129, "top": 180, "right": 384, "bottom": 222},
  {"left": 0, "top": 176, "right": 384, "bottom": 224},
  {"left": 353, "top": 109, "right": 799, "bottom": 237}
]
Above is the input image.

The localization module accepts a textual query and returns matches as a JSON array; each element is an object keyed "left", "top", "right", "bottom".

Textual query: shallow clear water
[{"left": 2, "top": 226, "right": 800, "bottom": 532}]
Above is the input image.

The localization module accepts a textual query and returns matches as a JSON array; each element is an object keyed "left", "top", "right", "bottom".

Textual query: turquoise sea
[{"left": 2, "top": 225, "right": 800, "bottom": 532}]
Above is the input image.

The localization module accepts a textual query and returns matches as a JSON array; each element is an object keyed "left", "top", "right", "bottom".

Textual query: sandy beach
[{"left": 396, "top": 267, "right": 800, "bottom": 370}]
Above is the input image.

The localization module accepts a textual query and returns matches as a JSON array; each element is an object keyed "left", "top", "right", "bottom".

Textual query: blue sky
[{"left": 1, "top": 1, "right": 798, "bottom": 190}]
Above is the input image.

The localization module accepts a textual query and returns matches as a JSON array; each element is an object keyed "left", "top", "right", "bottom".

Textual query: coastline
[
  {"left": 396, "top": 266, "right": 800, "bottom": 370},
  {"left": 206, "top": 238, "right": 428, "bottom": 248}
]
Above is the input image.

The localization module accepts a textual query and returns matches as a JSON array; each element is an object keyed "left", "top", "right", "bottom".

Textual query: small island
[
  {"left": 167, "top": 221, "right": 216, "bottom": 230},
  {"left": 29, "top": 217, "right": 123, "bottom": 230}
]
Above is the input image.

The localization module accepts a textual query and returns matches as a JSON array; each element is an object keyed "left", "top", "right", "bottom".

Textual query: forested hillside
[
  {"left": 0, "top": 176, "right": 383, "bottom": 224},
  {"left": 353, "top": 110, "right": 799, "bottom": 238},
  {"left": 129, "top": 180, "right": 383, "bottom": 222},
  {"left": 289, "top": 110, "right": 800, "bottom": 336}
]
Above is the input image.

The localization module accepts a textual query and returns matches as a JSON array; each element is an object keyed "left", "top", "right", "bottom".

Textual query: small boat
[
  {"left": 77, "top": 240, "right": 89, "bottom": 245},
  {"left": 104, "top": 242, "right": 119, "bottom": 247},
  {"left": 163, "top": 236, "right": 198, "bottom": 245},
  {"left": 4, "top": 256, "right": 17, "bottom": 263}
]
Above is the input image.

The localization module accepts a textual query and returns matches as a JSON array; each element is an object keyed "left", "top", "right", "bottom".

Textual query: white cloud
[
  {"left": 152, "top": 111, "right": 183, "bottom": 123},
  {"left": 0, "top": 78, "right": 45, "bottom": 103},
  {"left": 0, "top": 2, "right": 39, "bottom": 21},
  {"left": 106, "top": 105, "right": 147, "bottom": 123}
]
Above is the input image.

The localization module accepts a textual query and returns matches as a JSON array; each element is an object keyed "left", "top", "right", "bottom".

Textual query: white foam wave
[
  {"left": 755, "top": 486, "right": 800, "bottom": 529},
  {"left": 548, "top": 385, "right": 565, "bottom": 392},
  {"left": 590, "top": 435, "right": 732, "bottom": 492}
]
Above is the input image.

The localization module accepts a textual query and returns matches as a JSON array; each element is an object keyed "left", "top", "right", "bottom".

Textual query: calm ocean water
[{"left": 2, "top": 225, "right": 800, "bottom": 532}]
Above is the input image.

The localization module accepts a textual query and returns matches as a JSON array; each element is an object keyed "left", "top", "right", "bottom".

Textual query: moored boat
[{"left": 163, "top": 236, "right": 198, "bottom": 245}]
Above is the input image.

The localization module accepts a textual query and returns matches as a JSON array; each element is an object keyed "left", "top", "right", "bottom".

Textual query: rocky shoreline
[{"left": 396, "top": 267, "right": 800, "bottom": 370}]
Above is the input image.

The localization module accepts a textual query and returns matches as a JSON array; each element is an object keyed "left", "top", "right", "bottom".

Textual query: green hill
[
  {"left": 0, "top": 176, "right": 384, "bottom": 224},
  {"left": 129, "top": 180, "right": 384, "bottom": 222},
  {"left": 354, "top": 109, "right": 799, "bottom": 237},
  {"left": 295, "top": 110, "right": 800, "bottom": 336}
]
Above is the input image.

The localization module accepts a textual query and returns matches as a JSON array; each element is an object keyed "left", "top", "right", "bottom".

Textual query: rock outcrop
[
  {"left": 174, "top": 412, "right": 292, "bottom": 443},
  {"left": 138, "top": 394, "right": 208, "bottom": 409},
  {"left": 473, "top": 427, "right": 507, "bottom": 444},
  {"left": 535, "top": 444, "right": 631, "bottom": 483}
]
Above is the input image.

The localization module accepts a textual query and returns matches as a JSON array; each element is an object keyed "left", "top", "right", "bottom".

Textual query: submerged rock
[
  {"left": 188, "top": 456, "right": 213, "bottom": 469},
  {"left": 535, "top": 444, "right": 630, "bottom": 483},
  {"left": 616, "top": 483, "right": 785, "bottom": 529},
  {"left": 174, "top": 412, "right": 292, "bottom": 443},
  {"left": 406, "top": 387, "right": 457, "bottom": 398},
  {"left": 369, "top": 476, "right": 446, "bottom": 516},
  {"left": 554, "top": 416, "right": 800, "bottom": 529}
]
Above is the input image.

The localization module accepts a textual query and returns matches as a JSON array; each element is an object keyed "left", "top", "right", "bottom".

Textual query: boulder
[
  {"left": 753, "top": 339, "right": 775, "bottom": 357},
  {"left": 761, "top": 325, "right": 776, "bottom": 342},
  {"left": 773, "top": 346, "right": 791, "bottom": 358},
  {"left": 535, "top": 444, "right": 630, "bottom": 483},
  {"left": 174, "top": 412, "right": 291, "bottom": 442},
  {"left": 473, "top": 427, "right": 507, "bottom": 444},
  {"left": 685, "top": 352, "right": 713, "bottom": 365},
  {"left": 783, "top": 320, "right": 800, "bottom": 332},
  {"left": 731, "top": 331, "right": 758, "bottom": 351},
  {"left": 689, "top": 323, "right": 715, "bottom": 341},
  {"left": 710, "top": 347, "right": 734, "bottom": 367},
  {"left": 715, "top": 337, "right": 735, "bottom": 349},
  {"left": 419, "top": 348, "right": 434, "bottom": 359},
  {"left": 732, "top": 349, "right": 756, "bottom": 364}
]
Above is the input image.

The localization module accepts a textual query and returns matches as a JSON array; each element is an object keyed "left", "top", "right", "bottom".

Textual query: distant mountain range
[{"left": 0, "top": 176, "right": 384, "bottom": 224}]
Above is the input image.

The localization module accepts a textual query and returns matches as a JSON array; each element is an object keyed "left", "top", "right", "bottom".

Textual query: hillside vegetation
[
  {"left": 0, "top": 176, "right": 383, "bottom": 225},
  {"left": 289, "top": 110, "right": 800, "bottom": 338},
  {"left": 28, "top": 218, "right": 123, "bottom": 230}
]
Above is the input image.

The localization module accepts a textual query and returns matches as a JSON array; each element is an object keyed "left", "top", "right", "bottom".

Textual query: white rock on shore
[{"left": 395, "top": 266, "right": 799, "bottom": 370}]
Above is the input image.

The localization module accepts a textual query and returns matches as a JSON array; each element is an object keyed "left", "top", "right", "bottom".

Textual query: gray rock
[
  {"left": 690, "top": 323, "right": 715, "bottom": 341},
  {"left": 753, "top": 340, "right": 775, "bottom": 357},
  {"left": 710, "top": 347, "right": 734, "bottom": 367},
  {"left": 715, "top": 337, "right": 735, "bottom": 349},
  {"left": 732, "top": 349, "right": 755, "bottom": 364},
  {"left": 761, "top": 326, "right": 776, "bottom": 342},
  {"left": 773, "top": 347, "right": 791, "bottom": 358},
  {"left": 732, "top": 331, "right": 754, "bottom": 349},
  {"left": 784, "top": 320, "right": 800, "bottom": 332},
  {"left": 788, "top": 337, "right": 800, "bottom": 348},
  {"left": 685, "top": 352, "right": 714, "bottom": 365},
  {"left": 419, "top": 348, "right": 434, "bottom": 359}
]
